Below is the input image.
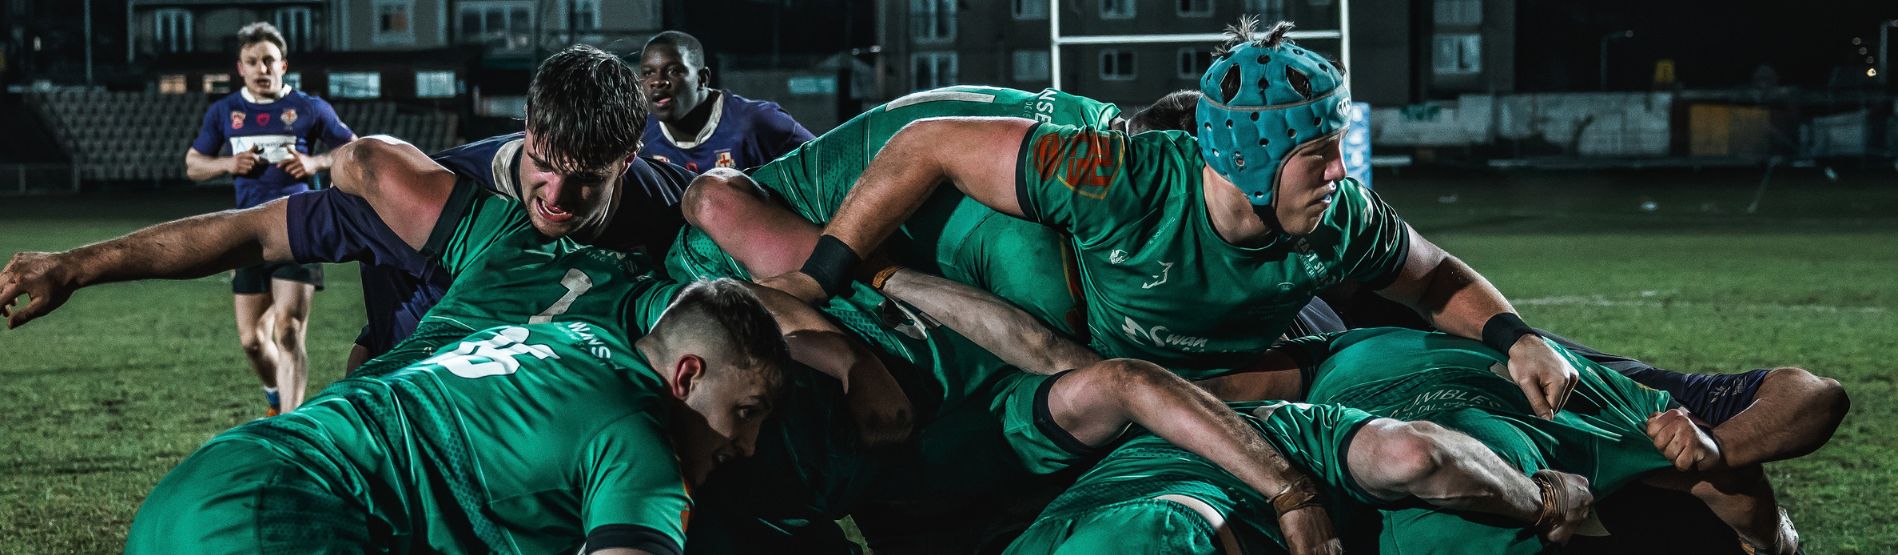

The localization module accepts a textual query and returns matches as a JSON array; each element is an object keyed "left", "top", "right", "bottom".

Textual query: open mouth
[
  {"left": 650, "top": 95, "right": 673, "bottom": 110},
  {"left": 534, "top": 197, "right": 575, "bottom": 224}
]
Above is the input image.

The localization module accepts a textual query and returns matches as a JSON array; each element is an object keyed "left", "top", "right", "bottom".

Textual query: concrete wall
[{"left": 1372, "top": 92, "right": 1674, "bottom": 157}]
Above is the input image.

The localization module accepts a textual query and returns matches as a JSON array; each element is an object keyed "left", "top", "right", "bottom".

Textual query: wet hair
[
  {"left": 1127, "top": 90, "right": 1203, "bottom": 134},
  {"left": 650, "top": 279, "right": 791, "bottom": 393},
  {"left": 525, "top": 44, "right": 646, "bottom": 178},
  {"left": 642, "top": 30, "right": 708, "bottom": 69},
  {"left": 1212, "top": 15, "right": 1295, "bottom": 58},
  {"left": 236, "top": 22, "right": 287, "bottom": 55}
]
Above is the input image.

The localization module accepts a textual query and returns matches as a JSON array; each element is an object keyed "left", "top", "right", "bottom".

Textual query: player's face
[
  {"left": 517, "top": 130, "right": 629, "bottom": 238},
  {"left": 676, "top": 367, "right": 776, "bottom": 485},
  {"left": 638, "top": 45, "right": 710, "bottom": 123},
  {"left": 236, "top": 42, "right": 286, "bottom": 97},
  {"left": 1271, "top": 134, "right": 1346, "bottom": 235}
]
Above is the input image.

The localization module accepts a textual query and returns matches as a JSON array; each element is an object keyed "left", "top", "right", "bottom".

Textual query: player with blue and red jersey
[
  {"left": 184, "top": 22, "right": 355, "bottom": 415},
  {"left": 635, "top": 31, "right": 814, "bottom": 173}
]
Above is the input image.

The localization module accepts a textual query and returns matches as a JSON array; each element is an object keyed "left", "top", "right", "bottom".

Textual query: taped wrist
[
  {"left": 800, "top": 235, "right": 862, "bottom": 298},
  {"left": 1482, "top": 313, "right": 1541, "bottom": 354}
]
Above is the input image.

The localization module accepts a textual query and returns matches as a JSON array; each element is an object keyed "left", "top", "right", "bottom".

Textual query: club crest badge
[
  {"left": 281, "top": 108, "right": 297, "bottom": 127},
  {"left": 716, "top": 150, "right": 735, "bottom": 169},
  {"left": 230, "top": 111, "right": 245, "bottom": 129}
]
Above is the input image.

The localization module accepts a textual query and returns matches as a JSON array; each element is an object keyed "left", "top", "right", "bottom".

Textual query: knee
[
  {"left": 239, "top": 332, "right": 268, "bottom": 357},
  {"left": 268, "top": 311, "right": 307, "bottom": 345},
  {"left": 1766, "top": 367, "right": 1850, "bottom": 422},
  {"left": 682, "top": 169, "right": 759, "bottom": 228}
]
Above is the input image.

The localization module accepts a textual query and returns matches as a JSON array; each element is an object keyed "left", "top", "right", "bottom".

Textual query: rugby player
[
  {"left": 685, "top": 85, "right": 1127, "bottom": 337},
  {"left": 184, "top": 21, "right": 356, "bottom": 414},
  {"left": 125, "top": 279, "right": 791, "bottom": 554},
  {"left": 766, "top": 18, "right": 1586, "bottom": 422},
  {"left": 635, "top": 31, "right": 814, "bottom": 173}
]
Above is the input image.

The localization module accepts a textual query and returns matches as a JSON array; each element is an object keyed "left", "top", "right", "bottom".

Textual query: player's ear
[
  {"left": 697, "top": 66, "right": 712, "bottom": 89},
  {"left": 670, "top": 354, "right": 705, "bottom": 400}
]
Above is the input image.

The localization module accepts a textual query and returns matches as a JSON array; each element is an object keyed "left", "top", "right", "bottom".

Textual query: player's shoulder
[
  {"left": 284, "top": 89, "right": 334, "bottom": 108},
  {"left": 432, "top": 132, "right": 525, "bottom": 195},
  {"left": 722, "top": 91, "right": 800, "bottom": 125},
  {"left": 204, "top": 91, "right": 245, "bottom": 111}
]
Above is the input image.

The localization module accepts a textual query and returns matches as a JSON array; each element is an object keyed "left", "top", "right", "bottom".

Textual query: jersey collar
[
  {"left": 239, "top": 85, "right": 293, "bottom": 105},
  {"left": 658, "top": 90, "right": 725, "bottom": 150}
]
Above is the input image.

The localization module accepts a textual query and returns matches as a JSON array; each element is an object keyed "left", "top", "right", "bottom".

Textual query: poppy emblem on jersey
[
  {"left": 256, "top": 113, "right": 272, "bottom": 127},
  {"left": 281, "top": 108, "right": 297, "bottom": 127},
  {"left": 230, "top": 111, "right": 245, "bottom": 129},
  {"left": 716, "top": 151, "right": 735, "bottom": 169}
]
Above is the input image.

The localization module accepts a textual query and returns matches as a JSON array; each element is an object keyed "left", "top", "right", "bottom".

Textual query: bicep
[
  {"left": 1372, "top": 225, "right": 1443, "bottom": 305},
  {"left": 331, "top": 137, "right": 454, "bottom": 250},
  {"left": 579, "top": 418, "right": 690, "bottom": 550},
  {"left": 903, "top": 118, "right": 1036, "bottom": 218}
]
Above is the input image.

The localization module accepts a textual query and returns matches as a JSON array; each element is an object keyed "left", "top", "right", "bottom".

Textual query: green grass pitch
[{"left": 0, "top": 169, "right": 1891, "bottom": 552}]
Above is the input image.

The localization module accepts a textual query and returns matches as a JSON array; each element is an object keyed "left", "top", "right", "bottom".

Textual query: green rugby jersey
[
  {"left": 255, "top": 321, "right": 690, "bottom": 553},
  {"left": 355, "top": 183, "right": 685, "bottom": 377},
  {"left": 1015, "top": 125, "right": 1411, "bottom": 378}
]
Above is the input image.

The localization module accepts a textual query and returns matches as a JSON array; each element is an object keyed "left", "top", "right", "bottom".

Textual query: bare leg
[
  {"left": 233, "top": 292, "right": 276, "bottom": 388},
  {"left": 344, "top": 342, "right": 373, "bottom": 372},
  {"left": 264, "top": 279, "right": 314, "bottom": 411},
  {"left": 1712, "top": 367, "right": 1849, "bottom": 467},
  {"left": 1044, "top": 358, "right": 1340, "bottom": 553},
  {"left": 1644, "top": 466, "right": 1794, "bottom": 554},
  {"left": 684, "top": 170, "right": 823, "bottom": 278}
]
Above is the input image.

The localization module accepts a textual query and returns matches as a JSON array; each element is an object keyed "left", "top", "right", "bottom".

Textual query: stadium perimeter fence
[{"left": 0, "top": 164, "right": 79, "bottom": 195}]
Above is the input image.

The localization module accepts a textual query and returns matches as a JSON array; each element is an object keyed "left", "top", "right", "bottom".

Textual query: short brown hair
[
  {"left": 236, "top": 22, "right": 287, "bottom": 54},
  {"left": 525, "top": 44, "right": 647, "bottom": 178}
]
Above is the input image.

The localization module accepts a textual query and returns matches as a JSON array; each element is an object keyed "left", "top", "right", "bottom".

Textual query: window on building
[
  {"left": 1013, "top": 0, "right": 1048, "bottom": 20},
  {"left": 573, "top": 0, "right": 600, "bottom": 31},
  {"left": 329, "top": 72, "right": 382, "bottom": 99},
  {"left": 283, "top": 72, "right": 302, "bottom": 91},
  {"left": 1244, "top": 0, "right": 1286, "bottom": 22},
  {"left": 912, "top": 0, "right": 956, "bottom": 43},
  {"left": 912, "top": 52, "right": 959, "bottom": 90},
  {"left": 1434, "top": 0, "right": 1482, "bottom": 26},
  {"left": 416, "top": 70, "right": 457, "bottom": 98},
  {"left": 375, "top": 0, "right": 414, "bottom": 44},
  {"left": 1432, "top": 33, "right": 1481, "bottom": 75},
  {"left": 459, "top": 1, "right": 535, "bottom": 47},
  {"left": 1177, "top": 0, "right": 1212, "bottom": 17},
  {"left": 275, "top": 8, "right": 313, "bottom": 51},
  {"left": 1013, "top": 50, "right": 1051, "bottom": 82},
  {"left": 1101, "top": 0, "right": 1135, "bottom": 19},
  {"left": 1100, "top": 49, "right": 1136, "bottom": 80},
  {"left": 1177, "top": 48, "right": 1212, "bottom": 80},
  {"left": 154, "top": 9, "right": 193, "bottom": 54},
  {"left": 158, "top": 74, "right": 187, "bottom": 94},
  {"left": 201, "top": 73, "right": 230, "bottom": 94}
]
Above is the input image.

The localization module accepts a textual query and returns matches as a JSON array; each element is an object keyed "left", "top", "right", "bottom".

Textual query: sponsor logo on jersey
[
  {"left": 1031, "top": 129, "right": 1123, "bottom": 200},
  {"left": 1109, "top": 249, "right": 1130, "bottom": 264},
  {"left": 1121, "top": 316, "right": 1209, "bottom": 351},
  {"left": 715, "top": 150, "right": 735, "bottom": 169},
  {"left": 281, "top": 108, "right": 297, "bottom": 127},
  {"left": 230, "top": 111, "right": 245, "bottom": 129},
  {"left": 1141, "top": 260, "right": 1174, "bottom": 289},
  {"left": 565, "top": 321, "right": 614, "bottom": 360},
  {"left": 1029, "top": 88, "right": 1060, "bottom": 123}
]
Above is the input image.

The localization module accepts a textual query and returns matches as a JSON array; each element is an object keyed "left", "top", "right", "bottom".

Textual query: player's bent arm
[
  {"left": 0, "top": 199, "right": 293, "bottom": 328},
  {"left": 1052, "top": 359, "right": 1341, "bottom": 553},
  {"left": 822, "top": 117, "right": 1036, "bottom": 267},
  {"left": 183, "top": 149, "right": 233, "bottom": 181},
  {"left": 1194, "top": 350, "right": 1307, "bottom": 402},
  {"left": 1376, "top": 226, "right": 1577, "bottom": 419},
  {"left": 878, "top": 268, "right": 1103, "bottom": 375},
  {"left": 1709, "top": 367, "right": 1849, "bottom": 467},
  {"left": 326, "top": 135, "right": 457, "bottom": 251},
  {"left": 745, "top": 284, "right": 914, "bottom": 445}
]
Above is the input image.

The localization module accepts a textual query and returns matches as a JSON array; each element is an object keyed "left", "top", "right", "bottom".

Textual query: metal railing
[{"left": 0, "top": 164, "right": 80, "bottom": 195}]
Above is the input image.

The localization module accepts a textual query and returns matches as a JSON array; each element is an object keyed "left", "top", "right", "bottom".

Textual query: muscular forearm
[
  {"left": 1407, "top": 255, "right": 1513, "bottom": 339},
  {"left": 1114, "top": 369, "right": 1312, "bottom": 503},
  {"left": 184, "top": 151, "right": 231, "bottom": 181},
  {"left": 66, "top": 204, "right": 289, "bottom": 286},
  {"left": 824, "top": 129, "right": 954, "bottom": 257},
  {"left": 1353, "top": 420, "right": 1543, "bottom": 522},
  {"left": 880, "top": 269, "right": 1102, "bottom": 374}
]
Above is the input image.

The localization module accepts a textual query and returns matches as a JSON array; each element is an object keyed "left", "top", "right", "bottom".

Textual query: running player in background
[
  {"left": 125, "top": 280, "right": 790, "bottom": 554},
  {"left": 634, "top": 31, "right": 814, "bottom": 173},
  {"left": 183, "top": 21, "right": 356, "bottom": 415}
]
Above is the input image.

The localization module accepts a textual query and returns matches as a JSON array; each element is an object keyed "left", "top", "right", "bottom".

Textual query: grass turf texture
[{"left": 0, "top": 169, "right": 1890, "bottom": 552}]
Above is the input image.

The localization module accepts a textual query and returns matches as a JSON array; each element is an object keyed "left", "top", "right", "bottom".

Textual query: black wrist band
[
  {"left": 800, "top": 235, "right": 861, "bottom": 298},
  {"left": 1481, "top": 312, "right": 1539, "bottom": 354}
]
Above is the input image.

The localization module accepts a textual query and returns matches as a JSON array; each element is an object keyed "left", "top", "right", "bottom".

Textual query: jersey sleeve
[
  {"left": 578, "top": 413, "right": 690, "bottom": 555},
  {"left": 1014, "top": 123, "right": 1175, "bottom": 248},
  {"left": 191, "top": 103, "right": 226, "bottom": 156},
  {"left": 624, "top": 279, "right": 688, "bottom": 336},
  {"left": 283, "top": 188, "right": 430, "bottom": 274},
  {"left": 1272, "top": 331, "right": 1349, "bottom": 387},
  {"left": 1328, "top": 180, "right": 1412, "bottom": 290},
  {"left": 426, "top": 184, "right": 516, "bottom": 276},
  {"left": 761, "top": 107, "right": 816, "bottom": 164},
  {"left": 310, "top": 97, "right": 356, "bottom": 148}
]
